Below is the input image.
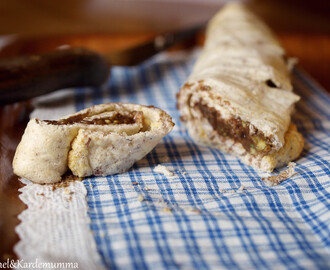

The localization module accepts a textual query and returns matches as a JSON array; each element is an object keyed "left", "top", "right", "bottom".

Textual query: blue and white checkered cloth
[{"left": 77, "top": 51, "right": 330, "bottom": 270}]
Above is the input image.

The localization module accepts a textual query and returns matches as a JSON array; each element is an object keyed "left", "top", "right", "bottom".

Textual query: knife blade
[
  {"left": 0, "top": 24, "right": 204, "bottom": 106},
  {"left": 106, "top": 24, "right": 203, "bottom": 66}
]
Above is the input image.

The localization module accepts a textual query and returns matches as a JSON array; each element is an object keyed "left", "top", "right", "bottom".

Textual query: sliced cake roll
[
  {"left": 177, "top": 3, "right": 303, "bottom": 172},
  {"left": 13, "top": 103, "right": 174, "bottom": 183}
]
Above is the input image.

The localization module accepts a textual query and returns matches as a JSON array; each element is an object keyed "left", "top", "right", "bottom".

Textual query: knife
[{"left": 0, "top": 24, "right": 203, "bottom": 106}]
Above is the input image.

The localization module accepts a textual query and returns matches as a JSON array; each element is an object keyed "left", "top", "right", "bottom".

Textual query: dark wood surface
[{"left": 0, "top": 103, "right": 30, "bottom": 263}]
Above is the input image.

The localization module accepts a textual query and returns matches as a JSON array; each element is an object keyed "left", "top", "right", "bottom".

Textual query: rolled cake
[
  {"left": 177, "top": 3, "right": 303, "bottom": 172},
  {"left": 13, "top": 103, "right": 174, "bottom": 183}
]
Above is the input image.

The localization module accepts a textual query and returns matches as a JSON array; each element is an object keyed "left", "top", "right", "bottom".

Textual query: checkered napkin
[{"left": 77, "top": 51, "right": 330, "bottom": 270}]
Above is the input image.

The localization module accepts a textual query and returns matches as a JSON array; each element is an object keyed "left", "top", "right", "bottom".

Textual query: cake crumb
[
  {"left": 237, "top": 185, "right": 246, "bottom": 193},
  {"left": 137, "top": 194, "right": 145, "bottom": 202},
  {"left": 186, "top": 207, "right": 201, "bottom": 214},
  {"left": 262, "top": 162, "right": 296, "bottom": 186},
  {"left": 50, "top": 171, "right": 82, "bottom": 191},
  {"left": 154, "top": 164, "right": 175, "bottom": 177},
  {"left": 162, "top": 207, "right": 172, "bottom": 213},
  {"left": 132, "top": 182, "right": 139, "bottom": 185}
]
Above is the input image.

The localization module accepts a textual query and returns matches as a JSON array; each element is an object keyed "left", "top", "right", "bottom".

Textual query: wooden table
[{"left": 0, "top": 1, "right": 329, "bottom": 264}]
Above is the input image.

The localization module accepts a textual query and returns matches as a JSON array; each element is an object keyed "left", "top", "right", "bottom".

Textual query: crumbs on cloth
[
  {"left": 153, "top": 164, "right": 175, "bottom": 177},
  {"left": 261, "top": 162, "right": 297, "bottom": 186}
]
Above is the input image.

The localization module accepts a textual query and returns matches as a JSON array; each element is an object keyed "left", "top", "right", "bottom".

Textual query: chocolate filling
[
  {"left": 195, "top": 102, "right": 272, "bottom": 154},
  {"left": 44, "top": 111, "right": 137, "bottom": 125}
]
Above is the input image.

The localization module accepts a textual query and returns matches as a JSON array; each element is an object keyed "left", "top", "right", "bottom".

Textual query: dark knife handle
[{"left": 0, "top": 47, "right": 110, "bottom": 105}]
